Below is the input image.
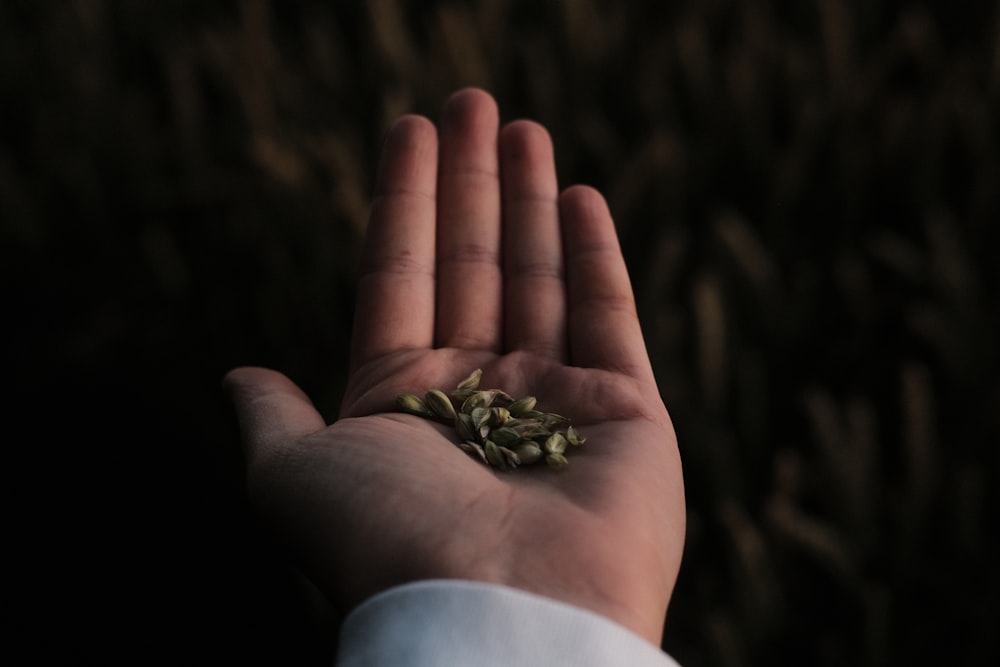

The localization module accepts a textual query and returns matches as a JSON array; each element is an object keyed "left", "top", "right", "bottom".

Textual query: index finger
[{"left": 349, "top": 115, "right": 439, "bottom": 371}]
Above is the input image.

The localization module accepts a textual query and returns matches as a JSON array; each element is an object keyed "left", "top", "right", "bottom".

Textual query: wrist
[
  {"left": 445, "top": 520, "right": 673, "bottom": 645},
  {"left": 497, "top": 560, "right": 670, "bottom": 645}
]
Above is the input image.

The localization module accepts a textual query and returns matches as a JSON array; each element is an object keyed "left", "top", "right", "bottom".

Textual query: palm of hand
[
  {"left": 226, "top": 90, "right": 684, "bottom": 644},
  {"left": 279, "top": 350, "right": 678, "bottom": 641}
]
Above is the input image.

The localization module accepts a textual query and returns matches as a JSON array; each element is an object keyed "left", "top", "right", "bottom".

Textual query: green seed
[
  {"left": 514, "top": 442, "right": 544, "bottom": 465},
  {"left": 566, "top": 426, "right": 586, "bottom": 447},
  {"left": 545, "top": 453, "right": 569, "bottom": 470},
  {"left": 484, "top": 439, "right": 505, "bottom": 468},
  {"left": 456, "top": 413, "right": 477, "bottom": 442},
  {"left": 543, "top": 432, "right": 568, "bottom": 455},
  {"left": 396, "top": 393, "right": 434, "bottom": 417},
  {"left": 394, "top": 369, "right": 584, "bottom": 472},
  {"left": 489, "top": 406, "right": 511, "bottom": 427},
  {"left": 450, "top": 388, "right": 476, "bottom": 404},
  {"left": 456, "top": 368, "right": 483, "bottom": 392},
  {"left": 507, "top": 396, "right": 537, "bottom": 416},
  {"left": 470, "top": 407, "right": 492, "bottom": 430},
  {"left": 425, "top": 389, "right": 458, "bottom": 421},
  {"left": 500, "top": 446, "right": 521, "bottom": 470},
  {"left": 459, "top": 441, "right": 487, "bottom": 464},
  {"left": 462, "top": 390, "right": 493, "bottom": 413},
  {"left": 490, "top": 426, "right": 521, "bottom": 447}
]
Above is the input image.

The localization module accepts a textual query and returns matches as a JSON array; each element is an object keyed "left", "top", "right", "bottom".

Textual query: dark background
[{"left": 5, "top": 1, "right": 998, "bottom": 665}]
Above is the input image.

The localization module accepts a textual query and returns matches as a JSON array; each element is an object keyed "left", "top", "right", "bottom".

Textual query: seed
[
  {"left": 522, "top": 410, "right": 568, "bottom": 428},
  {"left": 484, "top": 439, "right": 505, "bottom": 468},
  {"left": 489, "top": 406, "right": 511, "bottom": 427},
  {"left": 456, "top": 368, "right": 483, "bottom": 391},
  {"left": 499, "top": 446, "right": 521, "bottom": 470},
  {"left": 490, "top": 426, "right": 520, "bottom": 447},
  {"left": 393, "top": 369, "right": 584, "bottom": 472},
  {"left": 459, "top": 441, "right": 487, "bottom": 464},
  {"left": 425, "top": 389, "right": 458, "bottom": 421},
  {"left": 539, "top": 413, "right": 569, "bottom": 429},
  {"left": 396, "top": 393, "right": 435, "bottom": 417},
  {"left": 543, "top": 432, "right": 568, "bottom": 455},
  {"left": 545, "top": 453, "right": 569, "bottom": 469},
  {"left": 462, "top": 390, "right": 495, "bottom": 413},
  {"left": 514, "top": 442, "right": 544, "bottom": 465},
  {"left": 507, "top": 396, "right": 537, "bottom": 416},
  {"left": 470, "top": 407, "right": 492, "bottom": 431},
  {"left": 450, "top": 388, "right": 476, "bottom": 404},
  {"left": 456, "top": 413, "right": 477, "bottom": 442},
  {"left": 492, "top": 390, "right": 514, "bottom": 405},
  {"left": 507, "top": 419, "right": 550, "bottom": 439}
]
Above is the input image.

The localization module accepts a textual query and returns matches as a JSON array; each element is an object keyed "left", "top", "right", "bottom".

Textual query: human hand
[{"left": 224, "top": 88, "right": 685, "bottom": 644}]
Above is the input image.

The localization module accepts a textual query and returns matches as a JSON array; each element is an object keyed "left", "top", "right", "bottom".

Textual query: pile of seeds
[{"left": 394, "top": 368, "right": 585, "bottom": 471}]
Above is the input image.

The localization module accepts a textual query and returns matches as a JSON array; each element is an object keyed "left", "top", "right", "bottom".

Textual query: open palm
[{"left": 225, "top": 89, "right": 685, "bottom": 644}]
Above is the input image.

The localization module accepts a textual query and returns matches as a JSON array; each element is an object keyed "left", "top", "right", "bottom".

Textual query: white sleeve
[{"left": 335, "top": 579, "right": 682, "bottom": 667}]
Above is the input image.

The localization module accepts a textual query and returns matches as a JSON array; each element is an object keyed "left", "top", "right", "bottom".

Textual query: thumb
[{"left": 222, "top": 367, "right": 327, "bottom": 462}]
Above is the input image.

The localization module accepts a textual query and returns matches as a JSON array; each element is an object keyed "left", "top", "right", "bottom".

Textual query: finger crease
[
  {"left": 371, "top": 188, "right": 436, "bottom": 205},
  {"left": 358, "top": 258, "right": 435, "bottom": 279},
  {"left": 506, "top": 261, "right": 564, "bottom": 280},
  {"left": 437, "top": 244, "right": 501, "bottom": 266}
]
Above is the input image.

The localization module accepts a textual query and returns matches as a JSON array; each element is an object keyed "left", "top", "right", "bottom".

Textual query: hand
[{"left": 224, "top": 88, "right": 685, "bottom": 644}]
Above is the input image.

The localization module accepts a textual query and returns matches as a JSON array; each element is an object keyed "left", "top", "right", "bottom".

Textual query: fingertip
[
  {"left": 499, "top": 120, "right": 554, "bottom": 163},
  {"left": 389, "top": 113, "right": 434, "bottom": 130},
  {"left": 559, "top": 184, "right": 609, "bottom": 215},
  {"left": 500, "top": 118, "right": 552, "bottom": 143},
  {"left": 559, "top": 185, "right": 620, "bottom": 255},
  {"left": 445, "top": 86, "right": 497, "bottom": 106},
  {"left": 384, "top": 114, "right": 438, "bottom": 149},
  {"left": 377, "top": 116, "right": 439, "bottom": 188},
  {"left": 442, "top": 87, "right": 500, "bottom": 126}
]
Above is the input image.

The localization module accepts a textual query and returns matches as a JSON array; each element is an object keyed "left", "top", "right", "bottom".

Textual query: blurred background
[{"left": 4, "top": 0, "right": 998, "bottom": 664}]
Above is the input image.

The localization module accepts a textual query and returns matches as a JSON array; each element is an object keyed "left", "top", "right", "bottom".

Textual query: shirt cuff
[{"left": 336, "top": 579, "right": 681, "bottom": 667}]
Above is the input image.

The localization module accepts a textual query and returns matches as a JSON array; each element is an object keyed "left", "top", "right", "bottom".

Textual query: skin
[{"left": 224, "top": 88, "right": 686, "bottom": 645}]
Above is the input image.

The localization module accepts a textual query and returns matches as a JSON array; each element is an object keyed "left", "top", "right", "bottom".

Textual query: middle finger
[{"left": 435, "top": 88, "right": 503, "bottom": 352}]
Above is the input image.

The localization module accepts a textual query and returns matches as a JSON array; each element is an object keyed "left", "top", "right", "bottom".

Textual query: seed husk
[
  {"left": 522, "top": 410, "right": 569, "bottom": 429},
  {"left": 459, "top": 441, "right": 487, "bottom": 464},
  {"left": 484, "top": 439, "right": 505, "bottom": 468},
  {"left": 500, "top": 446, "right": 520, "bottom": 469},
  {"left": 514, "top": 442, "right": 544, "bottom": 465},
  {"left": 507, "top": 395, "right": 537, "bottom": 416},
  {"left": 425, "top": 389, "right": 458, "bottom": 421},
  {"left": 540, "top": 413, "right": 569, "bottom": 429},
  {"left": 450, "top": 388, "right": 476, "bottom": 404},
  {"left": 489, "top": 406, "right": 511, "bottom": 427},
  {"left": 506, "top": 419, "right": 550, "bottom": 439},
  {"left": 396, "top": 393, "right": 435, "bottom": 418},
  {"left": 456, "top": 413, "right": 478, "bottom": 441},
  {"left": 394, "top": 369, "right": 584, "bottom": 472},
  {"left": 545, "top": 452, "right": 569, "bottom": 470},
  {"left": 490, "top": 426, "right": 521, "bottom": 448},
  {"left": 462, "top": 390, "right": 495, "bottom": 413},
  {"left": 543, "top": 432, "right": 568, "bottom": 455},
  {"left": 456, "top": 368, "right": 484, "bottom": 391},
  {"left": 470, "top": 407, "right": 492, "bottom": 431}
]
